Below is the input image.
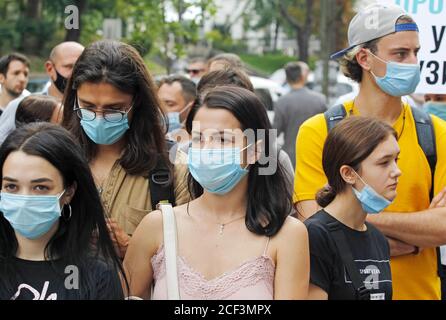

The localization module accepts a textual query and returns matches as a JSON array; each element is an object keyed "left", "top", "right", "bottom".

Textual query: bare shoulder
[
  {"left": 133, "top": 209, "right": 164, "bottom": 246},
  {"left": 137, "top": 203, "right": 190, "bottom": 236},
  {"left": 274, "top": 216, "right": 308, "bottom": 244},
  {"left": 138, "top": 209, "right": 163, "bottom": 231}
]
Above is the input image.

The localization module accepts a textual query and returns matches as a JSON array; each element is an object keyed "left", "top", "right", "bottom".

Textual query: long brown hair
[
  {"left": 61, "top": 40, "right": 167, "bottom": 176},
  {"left": 316, "top": 116, "right": 397, "bottom": 207}
]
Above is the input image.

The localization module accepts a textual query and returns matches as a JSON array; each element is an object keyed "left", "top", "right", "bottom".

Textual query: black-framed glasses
[{"left": 73, "top": 96, "right": 133, "bottom": 123}]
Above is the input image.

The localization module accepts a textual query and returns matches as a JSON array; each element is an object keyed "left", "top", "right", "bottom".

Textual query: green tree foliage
[
  {"left": 245, "top": 0, "right": 356, "bottom": 62},
  {"left": 116, "top": 0, "right": 215, "bottom": 73},
  {"left": 0, "top": 0, "right": 216, "bottom": 73}
]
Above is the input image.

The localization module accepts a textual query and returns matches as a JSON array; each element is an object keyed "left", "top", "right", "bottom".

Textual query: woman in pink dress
[{"left": 124, "top": 86, "right": 309, "bottom": 300}]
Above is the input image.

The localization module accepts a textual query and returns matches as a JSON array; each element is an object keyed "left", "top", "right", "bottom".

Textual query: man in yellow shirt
[{"left": 294, "top": 3, "right": 446, "bottom": 300}]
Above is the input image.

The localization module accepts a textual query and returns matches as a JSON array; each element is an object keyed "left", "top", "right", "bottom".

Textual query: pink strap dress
[{"left": 151, "top": 238, "right": 275, "bottom": 300}]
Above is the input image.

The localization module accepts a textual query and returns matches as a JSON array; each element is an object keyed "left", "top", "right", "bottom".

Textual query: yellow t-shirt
[{"left": 294, "top": 100, "right": 446, "bottom": 300}]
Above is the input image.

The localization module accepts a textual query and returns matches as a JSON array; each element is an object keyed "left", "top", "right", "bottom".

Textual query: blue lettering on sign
[{"left": 395, "top": 0, "right": 444, "bottom": 14}]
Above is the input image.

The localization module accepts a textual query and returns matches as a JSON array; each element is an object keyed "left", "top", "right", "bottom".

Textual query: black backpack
[
  {"left": 148, "top": 139, "right": 178, "bottom": 210},
  {"left": 324, "top": 104, "right": 443, "bottom": 297}
]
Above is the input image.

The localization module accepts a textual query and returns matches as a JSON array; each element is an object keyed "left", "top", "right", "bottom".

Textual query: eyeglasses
[
  {"left": 73, "top": 97, "right": 133, "bottom": 123},
  {"left": 185, "top": 68, "right": 204, "bottom": 75}
]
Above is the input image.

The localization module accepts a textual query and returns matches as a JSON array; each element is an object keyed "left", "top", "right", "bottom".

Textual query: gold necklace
[
  {"left": 186, "top": 202, "right": 245, "bottom": 236},
  {"left": 217, "top": 215, "right": 245, "bottom": 235}
]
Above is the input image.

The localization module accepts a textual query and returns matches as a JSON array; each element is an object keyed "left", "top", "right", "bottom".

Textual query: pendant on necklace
[{"left": 219, "top": 224, "right": 225, "bottom": 235}]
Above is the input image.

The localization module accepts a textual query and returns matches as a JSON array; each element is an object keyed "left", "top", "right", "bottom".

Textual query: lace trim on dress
[{"left": 151, "top": 245, "right": 275, "bottom": 300}]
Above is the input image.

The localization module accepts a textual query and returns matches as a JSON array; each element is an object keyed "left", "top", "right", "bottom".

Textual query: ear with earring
[
  {"left": 62, "top": 203, "right": 72, "bottom": 221},
  {"left": 340, "top": 165, "right": 358, "bottom": 186}
]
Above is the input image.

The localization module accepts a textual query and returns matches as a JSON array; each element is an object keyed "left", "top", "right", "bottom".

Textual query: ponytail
[{"left": 316, "top": 185, "right": 336, "bottom": 207}]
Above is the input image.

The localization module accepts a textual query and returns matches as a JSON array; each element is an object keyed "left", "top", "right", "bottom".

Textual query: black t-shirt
[
  {"left": 0, "top": 257, "right": 124, "bottom": 300},
  {"left": 304, "top": 210, "right": 392, "bottom": 300}
]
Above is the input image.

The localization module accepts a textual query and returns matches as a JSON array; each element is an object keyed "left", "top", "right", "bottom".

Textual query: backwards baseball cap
[{"left": 330, "top": 3, "right": 418, "bottom": 60}]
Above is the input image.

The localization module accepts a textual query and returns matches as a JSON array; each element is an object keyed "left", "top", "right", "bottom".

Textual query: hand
[
  {"left": 429, "top": 187, "right": 446, "bottom": 209},
  {"left": 387, "top": 237, "right": 421, "bottom": 257},
  {"left": 106, "top": 218, "right": 131, "bottom": 259}
]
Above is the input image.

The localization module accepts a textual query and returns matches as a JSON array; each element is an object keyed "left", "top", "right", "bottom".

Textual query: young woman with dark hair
[
  {"left": 305, "top": 116, "right": 401, "bottom": 300},
  {"left": 124, "top": 86, "right": 309, "bottom": 300},
  {"left": 186, "top": 69, "right": 295, "bottom": 213},
  {"left": 61, "top": 40, "right": 189, "bottom": 258},
  {"left": 0, "top": 123, "right": 126, "bottom": 300}
]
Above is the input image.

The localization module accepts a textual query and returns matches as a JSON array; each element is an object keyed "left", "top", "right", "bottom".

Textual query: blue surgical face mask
[
  {"left": 368, "top": 51, "right": 420, "bottom": 97},
  {"left": 424, "top": 101, "right": 446, "bottom": 121},
  {"left": 352, "top": 171, "right": 392, "bottom": 214},
  {"left": 0, "top": 190, "right": 65, "bottom": 239},
  {"left": 188, "top": 145, "right": 251, "bottom": 195},
  {"left": 166, "top": 104, "right": 190, "bottom": 133},
  {"left": 80, "top": 114, "right": 130, "bottom": 145}
]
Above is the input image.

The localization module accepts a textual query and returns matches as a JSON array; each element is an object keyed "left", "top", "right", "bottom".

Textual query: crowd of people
[{"left": 0, "top": 3, "right": 446, "bottom": 300}]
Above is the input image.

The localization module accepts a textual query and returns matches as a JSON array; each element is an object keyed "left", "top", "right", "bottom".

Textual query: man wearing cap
[{"left": 294, "top": 3, "right": 446, "bottom": 300}]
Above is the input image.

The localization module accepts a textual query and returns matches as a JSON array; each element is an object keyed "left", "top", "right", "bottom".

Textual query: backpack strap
[
  {"left": 148, "top": 139, "right": 178, "bottom": 210},
  {"left": 324, "top": 104, "right": 347, "bottom": 132},
  {"left": 411, "top": 107, "right": 444, "bottom": 278},
  {"left": 327, "top": 221, "right": 371, "bottom": 300},
  {"left": 411, "top": 107, "right": 437, "bottom": 200}
]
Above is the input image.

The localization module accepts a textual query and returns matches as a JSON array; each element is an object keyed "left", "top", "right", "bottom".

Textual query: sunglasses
[{"left": 185, "top": 68, "right": 204, "bottom": 75}]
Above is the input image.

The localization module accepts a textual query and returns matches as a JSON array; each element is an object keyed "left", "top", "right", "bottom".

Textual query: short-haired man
[
  {"left": 273, "top": 61, "right": 327, "bottom": 168},
  {"left": 294, "top": 3, "right": 446, "bottom": 300},
  {"left": 0, "top": 53, "right": 30, "bottom": 114},
  {"left": 158, "top": 75, "right": 196, "bottom": 151},
  {"left": 0, "top": 42, "right": 84, "bottom": 144}
]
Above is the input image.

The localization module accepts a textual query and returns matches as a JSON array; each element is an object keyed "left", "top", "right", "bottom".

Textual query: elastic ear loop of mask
[
  {"left": 240, "top": 143, "right": 253, "bottom": 170},
  {"left": 352, "top": 170, "right": 368, "bottom": 190},
  {"left": 366, "top": 49, "right": 387, "bottom": 79}
]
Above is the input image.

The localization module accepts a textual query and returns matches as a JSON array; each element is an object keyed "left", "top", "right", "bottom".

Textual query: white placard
[{"left": 378, "top": 0, "right": 446, "bottom": 94}]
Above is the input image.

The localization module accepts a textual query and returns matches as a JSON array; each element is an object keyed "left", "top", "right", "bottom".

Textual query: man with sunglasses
[{"left": 185, "top": 57, "right": 207, "bottom": 84}]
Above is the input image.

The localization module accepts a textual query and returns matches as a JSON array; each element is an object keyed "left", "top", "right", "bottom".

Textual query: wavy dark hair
[
  {"left": 0, "top": 123, "right": 127, "bottom": 299},
  {"left": 61, "top": 40, "right": 168, "bottom": 175},
  {"left": 187, "top": 86, "right": 292, "bottom": 237},
  {"left": 316, "top": 116, "right": 397, "bottom": 207}
]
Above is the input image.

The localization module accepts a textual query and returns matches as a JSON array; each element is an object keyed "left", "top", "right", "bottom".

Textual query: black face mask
[{"left": 53, "top": 68, "right": 68, "bottom": 94}]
